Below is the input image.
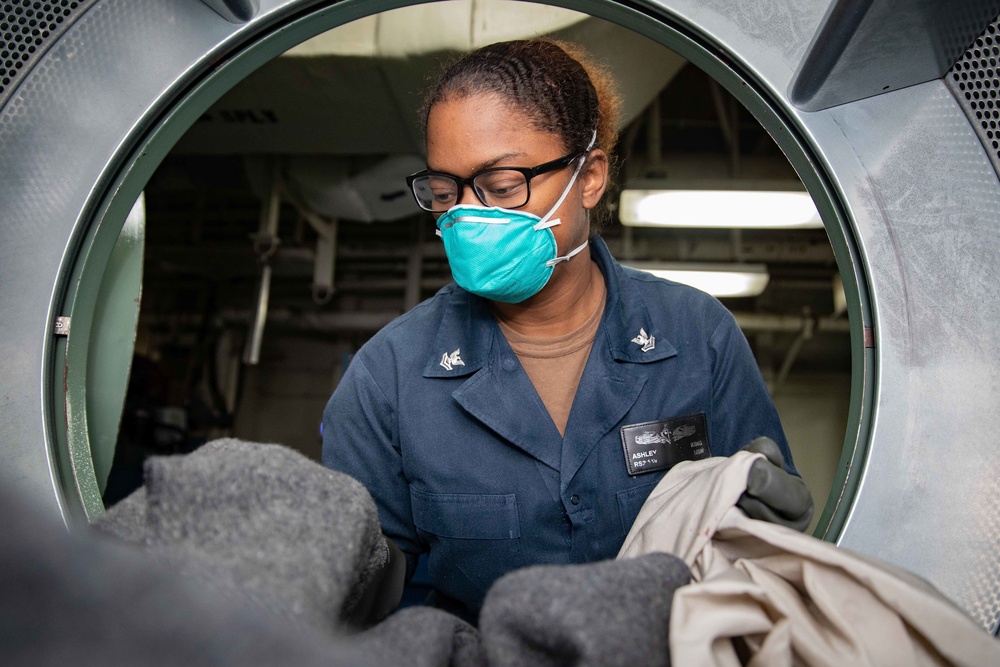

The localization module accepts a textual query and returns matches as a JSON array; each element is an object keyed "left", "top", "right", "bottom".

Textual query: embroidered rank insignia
[
  {"left": 439, "top": 348, "right": 464, "bottom": 371},
  {"left": 620, "top": 412, "right": 711, "bottom": 476},
  {"left": 631, "top": 328, "right": 655, "bottom": 352}
]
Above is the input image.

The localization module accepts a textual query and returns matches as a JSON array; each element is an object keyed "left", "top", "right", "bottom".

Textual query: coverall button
[
  {"left": 570, "top": 494, "right": 580, "bottom": 505},
  {"left": 502, "top": 356, "right": 516, "bottom": 371}
]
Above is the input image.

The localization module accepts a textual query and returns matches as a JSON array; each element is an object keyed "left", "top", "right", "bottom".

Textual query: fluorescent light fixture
[
  {"left": 624, "top": 262, "right": 770, "bottom": 298},
  {"left": 619, "top": 182, "right": 823, "bottom": 229}
]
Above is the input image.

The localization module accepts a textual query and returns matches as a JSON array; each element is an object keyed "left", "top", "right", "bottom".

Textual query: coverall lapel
[
  {"left": 559, "top": 238, "right": 678, "bottom": 491},
  {"left": 423, "top": 286, "right": 562, "bottom": 471},
  {"left": 559, "top": 345, "right": 647, "bottom": 493},
  {"left": 422, "top": 239, "right": 681, "bottom": 480},
  {"left": 452, "top": 336, "right": 563, "bottom": 472}
]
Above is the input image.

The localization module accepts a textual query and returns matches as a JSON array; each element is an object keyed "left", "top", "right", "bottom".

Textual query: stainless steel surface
[
  {"left": 1, "top": 0, "right": 999, "bottom": 632},
  {"left": 200, "top": 0, "right": 260, "bottom": 23},
  {"left": 824, "top": 81, "right": 1000, "bottom": 633},
  {"left": 0, "top": 0, "right": 272, "bottom": 518},
  {"left": 654, "top": 0, "right": 1000, "bottom": 629},
  {"left": 789, "top": 0, "right": 1000, "bottom": 111}
]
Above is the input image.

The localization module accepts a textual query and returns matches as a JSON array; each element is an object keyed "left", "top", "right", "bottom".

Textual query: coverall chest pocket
[
  {"left": 616, "top": 480, "right": 660, "bottom": 535},
  {"left": 410, "top": 488, "right": 525, "bottom": 602}
]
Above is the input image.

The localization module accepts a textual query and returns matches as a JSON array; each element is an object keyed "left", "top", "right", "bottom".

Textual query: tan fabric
[
  {"left": 496, "top": 283, "right": 605, "bottom": 436},
  {"left": 618, "top": 452, "right": 1000, "bottom": 667}
]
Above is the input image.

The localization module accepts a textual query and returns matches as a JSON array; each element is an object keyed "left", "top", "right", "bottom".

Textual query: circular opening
[{"left": 53, "top": 0, "right": 871, "bottom": 541}]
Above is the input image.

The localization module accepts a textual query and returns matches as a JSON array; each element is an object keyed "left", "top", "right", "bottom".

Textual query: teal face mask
[{"left": 435, "top": 148, "right": 591, "bottom": 304}]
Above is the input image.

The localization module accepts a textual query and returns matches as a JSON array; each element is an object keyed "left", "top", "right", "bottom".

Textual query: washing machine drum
[{"left": 1, "top": 0, "right": 999, "bottom": 635}]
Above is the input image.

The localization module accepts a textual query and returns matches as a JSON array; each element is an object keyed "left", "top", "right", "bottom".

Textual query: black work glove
[
  {"left": 736, "top": 437, "right": 813, "bottom": 532},
  {"left": 346, "top": 535, "right": 407, "bottom": 627}
]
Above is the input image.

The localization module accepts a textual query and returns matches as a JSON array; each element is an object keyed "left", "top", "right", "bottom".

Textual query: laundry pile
[
  {"left": 0, "top": 444, "right": 366, "bottom": 666},
  {"left": 90, "top": 439, "right": 694, "bottom": 666},
  {"left": 3, "top": 439, "right": 997, "bottom": 666},
  {"left": 92, "top": 439, "right": 398, "bottom": 631},
  {"left": 619, "top": 451, "right": 1000, "bottom": 666}
]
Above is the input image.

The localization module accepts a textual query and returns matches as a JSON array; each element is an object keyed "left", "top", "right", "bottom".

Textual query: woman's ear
[{"left": 580, "top": 150, "right": 609, "bottom": 210}]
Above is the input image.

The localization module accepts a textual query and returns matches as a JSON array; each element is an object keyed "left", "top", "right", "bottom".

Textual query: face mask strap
[
  {"left": 534, "top": 129, "right": 599, "bottom": 231},
  {"left": 545, "top": 239, "right": 589, "bottom": 268}
]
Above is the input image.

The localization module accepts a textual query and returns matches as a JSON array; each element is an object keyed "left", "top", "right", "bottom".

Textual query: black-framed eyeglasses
[{"left": 406, "top": 149, "right": 587, "bottom": 212}]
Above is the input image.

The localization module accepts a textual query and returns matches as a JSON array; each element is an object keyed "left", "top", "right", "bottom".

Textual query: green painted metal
[
  {"left": 53, "top": 0, "right": 874, "bottom": 536},
  {"left": 51, "top": 0, "right": 420, "bottom": 521},
  {"left": 87, "top": 196, "right": 145, "bottom": 494},
  {"left": 58, "top": 193, "right": 147, "bottom": 521}
]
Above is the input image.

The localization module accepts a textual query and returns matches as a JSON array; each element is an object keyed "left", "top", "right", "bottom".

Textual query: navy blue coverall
[{"left": 322, "top": 237, "right": 791, "bottom": 618}]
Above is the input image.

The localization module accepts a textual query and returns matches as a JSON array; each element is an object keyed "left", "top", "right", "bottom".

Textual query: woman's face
[{"left": 425, "top": 93, "right": 606, "bottom": 254}]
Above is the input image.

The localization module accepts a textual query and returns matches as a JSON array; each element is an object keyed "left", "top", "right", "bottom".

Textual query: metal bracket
[
  {"left": 292, "top": 206, "right": 339, "bottom": 305},
  {"left": 312, "top": 224, "right": 338, "bottom": 305},
  {"left": 53, "top": 316, "right": 71, "bottom": 337},
  {"left": 864, "top": 326, "right": 875, "bottom": 348}
]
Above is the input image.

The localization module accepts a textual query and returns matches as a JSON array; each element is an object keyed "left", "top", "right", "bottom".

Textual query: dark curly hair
[{"left": 419, "top": 39, "right": 622, "bottom": 233}]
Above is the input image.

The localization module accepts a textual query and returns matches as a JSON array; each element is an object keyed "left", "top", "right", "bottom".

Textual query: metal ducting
[
  {"left": 172, "top": 2, "right": 684, "bottom": 156},
  {"left": 2, "top": 0, "right": 1000, "bottom": 634}
]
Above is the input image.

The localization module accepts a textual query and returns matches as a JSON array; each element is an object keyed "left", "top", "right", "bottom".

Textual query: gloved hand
[
  {"left": 346, "top": 535, "right": 407, "bottom": 627},
  {"left": 736, "top": 437, "right": 814, "bottom": 532}
]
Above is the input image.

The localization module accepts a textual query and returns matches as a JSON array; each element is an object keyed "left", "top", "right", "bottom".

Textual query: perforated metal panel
[
  {"left": 0, "top": 0, "right": 98, "bottom": 109},
  {"left": 947, "top": 14, "right": 1000, "bottom": 175}
]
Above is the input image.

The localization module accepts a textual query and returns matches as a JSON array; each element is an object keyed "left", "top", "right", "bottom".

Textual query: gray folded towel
[
  {"left": 0, "top": 477, "right": 372, "bottom": 667},
  {"left": 95, "top": 439, "right": 389, "bottom": 631},
  {"left": 347, "top": 606, "right": 486, "bottom": 667},
  {"left": 93, "top": 439, "right": 692, "bottom": 666},
  {"left": 479, "top": 553, "right": 691, "bottom": 667}
]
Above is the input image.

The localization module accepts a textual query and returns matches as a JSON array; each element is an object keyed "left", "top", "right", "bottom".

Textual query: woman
[{"left": 322, "top": 39, "right": 799, "bottom": 621}]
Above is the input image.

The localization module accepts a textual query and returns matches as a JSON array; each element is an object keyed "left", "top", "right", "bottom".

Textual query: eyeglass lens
[{"left": 411, "top": 170, "right": 529, "bottom": 211}]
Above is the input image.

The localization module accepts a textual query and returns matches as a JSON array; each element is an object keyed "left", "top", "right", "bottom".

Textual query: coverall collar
[
  {"left": 422, "top": 236, "right": 677, "bottom": 379},
  {"left": 593, "top": 237, "right": 678, "bottom": 364}
]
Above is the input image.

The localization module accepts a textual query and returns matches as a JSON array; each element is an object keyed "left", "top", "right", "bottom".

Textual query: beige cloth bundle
[{"left": 618, "top": 451, "right": 1000, "bottom": 666}]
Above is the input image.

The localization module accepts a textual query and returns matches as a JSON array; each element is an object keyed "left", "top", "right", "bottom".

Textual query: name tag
[{"left": 620, "top": 413, "right": 711, "bottom": 476}]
